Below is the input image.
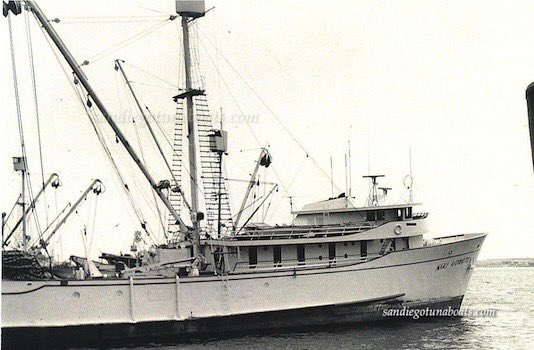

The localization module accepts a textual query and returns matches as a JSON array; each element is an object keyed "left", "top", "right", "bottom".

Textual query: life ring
[{"left": 394, "top": 224, "right": 402, "bottom": 235}]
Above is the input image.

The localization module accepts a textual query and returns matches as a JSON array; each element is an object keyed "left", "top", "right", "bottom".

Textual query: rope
[
  {"left": 198, "top": 29, "right": 343, "bottom": 193},
  {"left": 35, "top": 19, "right": 158, "bottom": 243},
  {"left": 130, "top": 101, "right": 167, "bottom": 241},
  {"left": 82, "top": 19, "right": 172, "bottom": 65},
  {"left": 197, "top": 34, "right": 293, "bottom": 201},
  {"left": 8, "top": 12, "right": 45, "bottom": 249},
  {"left": 123, "top": 61, "right": 179, "bottom": 89},
  {"left": 24, "top": 8, "right": 48, "bottom": 226},
  {"left": 145, "top": 106, "right": 174, "bottom": 148}
]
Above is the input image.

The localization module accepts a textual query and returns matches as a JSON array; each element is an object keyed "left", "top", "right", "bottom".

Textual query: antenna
[
  {"left": 409, "top": 147, "right": 413, "bottom": 202},
  {"left": 283, "top": 195, "right": 299, "bottom": 213},
  {"left": 348, "top": 138, "right": 352, "bottom": 198},
  {"left": 330, "top": 156, "right": 334, "bottom": 198},
  {"left": 345, "top": 153, "right": 349, "bottom": 197},
  {"left": 403, "top": 146, "right": 414, "bottom": 203}
]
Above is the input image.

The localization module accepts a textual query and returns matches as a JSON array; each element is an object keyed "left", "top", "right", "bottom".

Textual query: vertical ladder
[
  {"left": 168, "top": 100, "right": 185, "bottom": 240},
  {"left": 194, "top": 95, "right": 233, "bottom": 237}
]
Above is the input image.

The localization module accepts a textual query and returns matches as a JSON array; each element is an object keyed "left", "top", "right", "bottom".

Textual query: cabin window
[
  {"left": 405, "top": 237, "right": 410, "bottom": 250},
  {"left": 297, "top": 245, "right": 305, "bottom": 265},
  {"left": 377, "top": 210, "right": 385, "bottom": 220},
  {"left": 366, "top": 211, "right": 376, "bottom": 221},
  {"left": 391, "top": 239, "right": 396, "bottom": 251},
  {"left": 397, "top": 209, "right": 403, "bottom": 220},
  {"left": 405, "top": 207, "right": 412, "bottom": 219},
  {"left": 328, "top": 243, "right": 336, "bottom": 263},
  {"left": 273, "top": 246, "right": 282, "bottom": 267},
  {"left": 249, "top": 247, "right": 257, "bottom": 267},
  {"left": 360, "top": 241, "right": 368, "bottom": 258},
  {"left": 323, "top": 212, "right": 330, "bottom": 224}
]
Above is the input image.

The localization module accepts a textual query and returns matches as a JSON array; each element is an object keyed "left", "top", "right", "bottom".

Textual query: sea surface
[{"left": 109, "top": 267, "right": 533, "bottom": 350}]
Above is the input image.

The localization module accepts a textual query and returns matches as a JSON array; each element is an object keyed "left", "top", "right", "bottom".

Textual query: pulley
[
  {"left": 2, "top": 1, "right": 21, "bottom": 17},
  {"left": 260, "top": 151, "right": 272, "bottom": 168}
]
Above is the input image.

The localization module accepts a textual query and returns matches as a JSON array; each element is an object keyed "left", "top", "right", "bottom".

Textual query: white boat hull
[{"left": 1, "top": 233, "right": 485, "bottom": 347}]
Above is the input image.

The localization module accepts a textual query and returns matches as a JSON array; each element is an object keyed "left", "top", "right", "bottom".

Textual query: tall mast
[
  {"left": 182, "top": 16, "right": 200, "bottom": 255},
  {"left": 24, "top": 1, "right": 189, "bottom": 235},
  {"left": 175, "top": 1, "right": 207, "bottom": 255}
]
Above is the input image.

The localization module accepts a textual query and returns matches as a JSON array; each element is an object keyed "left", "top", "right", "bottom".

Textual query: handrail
[
  {"left": 229, "top": 222, "right": 378, "bottom": 241},
  {"left": 231, "top": 253, "right": 383, "bottom": 273}
]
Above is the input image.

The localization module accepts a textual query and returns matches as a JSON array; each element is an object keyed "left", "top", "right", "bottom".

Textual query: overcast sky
[{"left": 1, "top": 0, "right": 533, "bottom": 260}]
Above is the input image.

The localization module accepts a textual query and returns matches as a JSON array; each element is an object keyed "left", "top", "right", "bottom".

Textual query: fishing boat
[{"left": 1, "top": 1, "right": 487, "bottom": 348}]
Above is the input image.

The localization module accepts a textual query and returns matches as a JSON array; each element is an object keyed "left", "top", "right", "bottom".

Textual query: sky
[{"left": 1, "top": 0, "right": 533, "bottom": 260}]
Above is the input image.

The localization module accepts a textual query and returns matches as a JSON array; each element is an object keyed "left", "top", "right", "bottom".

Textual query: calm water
[{"left": 111, "top": 268, "right": 533, "bottom": 350}]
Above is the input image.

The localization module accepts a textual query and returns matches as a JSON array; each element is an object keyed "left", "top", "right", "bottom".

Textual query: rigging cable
[
  {"left": 198, "top": 29, "right": 342, "bottom": 193},
  {"left": 123, "top": 61, "right": 179, "bottom": 89},
  {"left": 197, "top": 35, "right": 293, "bottom": 204},
  {"left": 34, "top": 17, "right": 157, "bottom": 244},
  {"left": 8, "top": 11, "right": 46, "bottom": 250},
  {"left": 81, "top": 18, "right": 174, "bottom": 66},
  {"left": 24, "top": 8, "right": 48, "bottom": 226},
  {"left": 128, "top": 94, "right": 167, "bottom": 241}
]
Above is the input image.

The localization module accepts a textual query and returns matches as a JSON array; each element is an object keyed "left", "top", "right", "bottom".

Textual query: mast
[
  {"left": 182, "top": 16, "right": 200, "bottom": 254},
  {"left": 24, "top": 1, "right": 189, "bottom": 236},
  {"left": 175, "top": 1, "right": 207, "bottom": 255},
  {"left": 21, "top": 159, "right": 27, "bottom": 251},
  {"left": 363, "top": 175, "right": 384, "bottom": 207}
]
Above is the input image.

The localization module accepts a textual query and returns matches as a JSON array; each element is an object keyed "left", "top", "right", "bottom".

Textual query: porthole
[
  {"left": 351, "top": 242, "right": 355, "bottom": 246},
  {"left": 319, "top": 256, "right": 323, "bottom": 260},
  {"left": 116, "top": 291, "right": 123, "bottom": 297},
  {"left": 344, "top": 254, "right": 348, "bottom": 258},
  {"left": 264, "top": 282, "right": 269, "bottom": 288},
  {"left": 72, "top": 291, "right": 80, "bottom": 298}
]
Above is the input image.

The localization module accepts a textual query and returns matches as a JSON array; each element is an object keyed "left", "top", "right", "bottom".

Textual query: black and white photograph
[{"left": 1, "top": 1, "right": 533, "bottom": 349}]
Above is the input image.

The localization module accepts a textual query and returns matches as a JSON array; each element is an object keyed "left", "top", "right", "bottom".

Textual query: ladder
[{"left": 379, "top": 238, "right": 394, "bottom": 255}]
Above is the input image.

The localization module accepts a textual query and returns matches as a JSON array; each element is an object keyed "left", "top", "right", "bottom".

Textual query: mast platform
[{"left": 173, "top": 89, "right": 205, "bottom": 101}]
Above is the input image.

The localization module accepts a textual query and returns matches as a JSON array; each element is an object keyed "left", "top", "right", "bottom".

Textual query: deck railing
[
  {"left": 229, "top": 222, "right": 378, "bottom": 241},
  {"left": 231, "top": 253, "right": 383, "bottom": 273}
]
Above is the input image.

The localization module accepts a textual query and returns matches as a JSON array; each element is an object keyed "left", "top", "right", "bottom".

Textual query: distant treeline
[{"left": 477, "top": 258, "right": 534, "bottom": 267}]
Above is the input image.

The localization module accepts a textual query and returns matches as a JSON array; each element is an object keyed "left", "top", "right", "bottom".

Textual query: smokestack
[{"left": 526, "top": 82, "right": 534, "bottom": 171}]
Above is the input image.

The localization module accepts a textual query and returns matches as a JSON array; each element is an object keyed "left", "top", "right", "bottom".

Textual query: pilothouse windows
[
  {"left": 366, "top": 211, "right": 376, "bottom": 221},
  {"left": 377, "top": 210, "right": 385, "bottom": 220}
]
